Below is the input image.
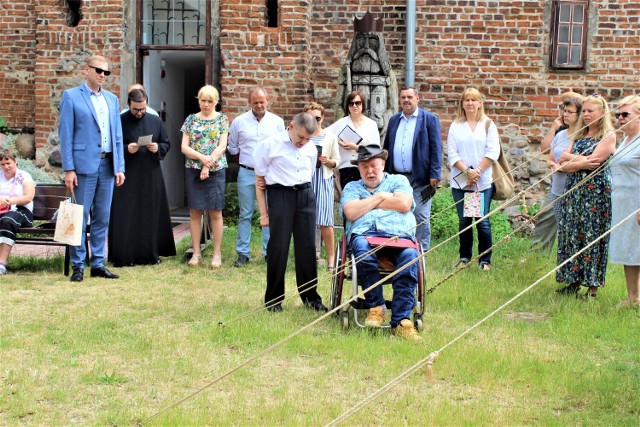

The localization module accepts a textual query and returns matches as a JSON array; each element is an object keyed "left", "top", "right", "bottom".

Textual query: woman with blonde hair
[
  {"left": 180, "top": 85, "right": 229, "bottom": 269},
  {"left": 446, "top": 86, "right": 500, "bottom": 270},
  {"left": 556, "top": 94, "right": 616, "bottom": 298},
  {"left": 304, "top": 102, "right": 340, "bottom": 271},
  {"left": 610, "top": 94, "right": 640, "bottom": 308}
]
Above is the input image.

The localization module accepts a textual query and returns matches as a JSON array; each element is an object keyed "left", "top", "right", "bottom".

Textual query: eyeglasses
[
  {"left": 88, "top": 65, "right": 111, "bottom": 76},
  {"left": 563, "top": 110, "right": 578, "bottom": 115},
  {"left": 312, "top": 116, "right": 322, "bottom": 122},
  {"left": 615, "top": 112, "right": 632, "bottom": 119},
  {"left": 132, "top": 107, "right": 146, "bottom": 114},
  {"left": 348, "top": 101, "right": 362, "bottom": 107}
]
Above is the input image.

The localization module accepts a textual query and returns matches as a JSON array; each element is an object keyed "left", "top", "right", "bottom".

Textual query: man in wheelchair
[{"left": 340, "top": 145, "right": 421, "bottom": 341}]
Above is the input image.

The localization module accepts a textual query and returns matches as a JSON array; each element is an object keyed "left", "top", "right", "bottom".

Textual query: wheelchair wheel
[
  {"left": 413, "top": 313, "right": 424, "bottom": 331},
  {"left": 341, "top": 310, "right": 350, "bottom": 330},
  {"left": 330, "top": 238, "right": 345, "bottom": 313}
]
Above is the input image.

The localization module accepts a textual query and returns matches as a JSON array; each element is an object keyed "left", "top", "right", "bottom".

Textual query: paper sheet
[{"left": 137, "top": 134, "right": 153, "bottom": 146}]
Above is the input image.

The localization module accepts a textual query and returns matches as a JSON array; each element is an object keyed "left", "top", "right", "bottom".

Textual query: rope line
[
  {"left": 325, "top": 207, "right": 639, "bottom": 427},
  {"left": 219, "top": 114, "right": 639, "bottom": 326},
  {"left": 146, "top": 99, "right": 639, "bottom": 421}
]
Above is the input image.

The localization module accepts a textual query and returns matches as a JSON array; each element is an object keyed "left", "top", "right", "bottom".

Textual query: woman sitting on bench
[{"left": 0, "top": 148, "right": 36, "bottom": 275}]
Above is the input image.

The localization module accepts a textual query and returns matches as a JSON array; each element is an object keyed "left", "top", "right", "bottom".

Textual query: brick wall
[
  {"left": 305, "top": 0, "right": 640, "bottom": 144},
  {"left": 219, "top": 0, "right": 313, "bottom": 121},
  {"left": 0, "top": 1, "right": 37, "bottom": 131}
]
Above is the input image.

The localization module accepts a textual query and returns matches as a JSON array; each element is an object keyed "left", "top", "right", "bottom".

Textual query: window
[
  {"left": 550, "top": 0, "right": 590, "bottom": 69},
  {"left": 266, "top": 0, "right": 278, "bottom": 28},
  {"left": 141, "top": 0, "right": 207, "bottom": 46}
]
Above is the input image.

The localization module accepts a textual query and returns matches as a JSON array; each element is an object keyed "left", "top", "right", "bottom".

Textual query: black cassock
[{"left": 108, "top": 111, "right": 176, "bottom": 266}]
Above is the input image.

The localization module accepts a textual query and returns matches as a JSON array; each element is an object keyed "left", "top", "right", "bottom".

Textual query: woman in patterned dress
[
  {"left": 556, "top": 94, "right": 616, "bottom": 298},
  {"left": 180, "top": 85, "right": 229, "bottom": 269},
  {"left": 610, "top": 95, "right": 640, "bottom": 308},
  {"left": 304, "top": 102, "right": 340, "bottom": 271}
]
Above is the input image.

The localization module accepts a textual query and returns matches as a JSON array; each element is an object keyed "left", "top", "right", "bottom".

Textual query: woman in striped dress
[{"left": 304, "top": 102, "right": 340, "bottom": 271}]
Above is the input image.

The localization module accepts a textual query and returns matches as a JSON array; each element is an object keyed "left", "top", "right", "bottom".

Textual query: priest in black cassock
[{"left": 108, "top": 88, "right": 176, "bottom": 266}]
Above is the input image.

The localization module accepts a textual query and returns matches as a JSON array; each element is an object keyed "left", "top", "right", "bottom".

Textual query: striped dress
[{"left": 311, "top": 134, "right": 335, "bottom": 227}]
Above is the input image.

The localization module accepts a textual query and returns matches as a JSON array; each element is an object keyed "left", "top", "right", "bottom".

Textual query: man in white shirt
[
  {"left": 255, "top": 113, "right": 327, "bottom": 313},
  {"left": 228, "top": 87, "right": 285, "bottom": 267}
]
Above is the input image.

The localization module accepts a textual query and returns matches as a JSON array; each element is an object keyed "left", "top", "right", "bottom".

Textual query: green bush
[
  {"left": 0, "top": 116, "right": 9, "bottom": 134},
  {"left": 223, "top": 182, "right": 260, "bottom": 228},
  {"left": 431, "top": 187, "right": 513, "bottom": 242}
]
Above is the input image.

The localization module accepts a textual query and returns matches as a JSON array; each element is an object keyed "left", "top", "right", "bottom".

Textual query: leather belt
[
  {"left": 239, "top": 164, "right": 254, "bottom": 171},
  {"left": 267, "top": 183, "right": 311, "bottom": 190},
  {"left": 100, "top": 152, "right": 112, "bottom": 159}
]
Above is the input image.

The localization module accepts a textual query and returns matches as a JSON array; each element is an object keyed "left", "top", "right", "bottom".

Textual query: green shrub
[
  {"left": 0, "top": 117, "right": 9, "bottom": 134},
  {"left": 17, "top": 158, "right": 60, "bottom": 184},
  {"left": 223, "top": 182, "right": 260, "bottom": 228},
  {"left": 431, "top": 187, "right": 513, "bottom": 242}
]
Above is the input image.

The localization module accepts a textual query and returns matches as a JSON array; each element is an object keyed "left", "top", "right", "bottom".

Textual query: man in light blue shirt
[
  {"left": 340, "top": 145, "right": 421, "bottom": 341},
  {"left": 383, "top": 86, "right": 443, "bottom": 252},
  {"left": 227, "top": 87, "right": 285, "bottom": 267}
]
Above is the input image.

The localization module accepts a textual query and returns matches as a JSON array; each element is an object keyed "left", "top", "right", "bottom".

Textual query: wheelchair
[{"left": 329, "top": 233, "right": 426, "bottom": 330}]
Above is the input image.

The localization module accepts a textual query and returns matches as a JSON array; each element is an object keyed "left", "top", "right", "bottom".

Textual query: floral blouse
[{"left": 180, "top": 113, "right": 229, "bottom": 171}]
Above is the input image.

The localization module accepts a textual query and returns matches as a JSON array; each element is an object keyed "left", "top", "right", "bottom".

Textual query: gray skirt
[{"left": 185, "top": 168, "right": 226, "bottom": 210}]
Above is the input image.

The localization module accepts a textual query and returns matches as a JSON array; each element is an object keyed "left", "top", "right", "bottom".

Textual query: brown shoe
[
  {"left": 391, "top": 319, "right": 422, "bottom": 341},
  {"left": 364, "top": 306, "right": 385, "bottom": 328}
]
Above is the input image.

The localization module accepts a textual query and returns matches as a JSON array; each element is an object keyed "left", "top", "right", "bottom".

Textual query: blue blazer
[
  {"left": 383, "top": 108, "right": 443, "bottom": 187},
  {"left": 59, "top": 83, "right": 124, "bottom": 175}
]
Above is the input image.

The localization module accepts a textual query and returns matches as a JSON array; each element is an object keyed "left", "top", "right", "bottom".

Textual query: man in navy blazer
[
  {"left": 59, "top": 55, "right": 126, "bottom": 282},
  {"left": 383, "top": 86, "right": 442, "bottom": 251}
]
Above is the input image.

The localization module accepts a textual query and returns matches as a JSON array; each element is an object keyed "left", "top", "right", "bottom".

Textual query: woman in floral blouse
[{"left": 180, "top": 85, "right": 229, "bottom": 269}]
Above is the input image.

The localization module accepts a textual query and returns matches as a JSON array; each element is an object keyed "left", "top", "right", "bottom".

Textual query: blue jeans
[
  {"left": 451, "top": 186, "right": 493, "bottom": 264},
  {"left": 348, "top": 234, "right": 418, "bottom": 327},
  {"left": 413, "top": 183, "right": 433, "bottom": 251},
  {"left": 236, "top": 167, "right": 269, "bottom": 257},
  {"left": 72, "top": 158, "right": 115, "bottom": 269}
]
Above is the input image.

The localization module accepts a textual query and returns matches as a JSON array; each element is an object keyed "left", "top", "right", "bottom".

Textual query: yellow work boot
[
  {"left": 364, "top": 306, "right": 385, "bottom": 328},
  {"left": 391, "top": 319, "right": 422, "bottom": 341}
]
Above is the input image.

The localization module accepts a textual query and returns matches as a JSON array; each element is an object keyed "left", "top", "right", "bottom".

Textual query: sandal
[
  {"left": 327, "top": 266, "right": 335, "bottom": 274},
  {"left": 616, "top": 299, "right": 640, "bottom": 309},
  {"left": 211, "top": 255, "right": 222, "bottom": 269},
  {"left": 480, "top": 262, "right": 492, "bottom": 271},
  {"left": 579, "top": 291, "right": 597, "bottom": 301},
  {"left": 187, "top": 254, "right": 201, "bottom": 267}
]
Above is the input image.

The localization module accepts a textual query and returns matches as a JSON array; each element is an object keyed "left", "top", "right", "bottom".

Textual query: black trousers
[{"left": 265, "top": 185, "right": 321, "bottom": 306}]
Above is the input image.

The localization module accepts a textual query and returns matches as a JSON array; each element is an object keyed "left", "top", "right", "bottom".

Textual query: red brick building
[{"left": 1, "top": 0, "right": 638, "bottom": 206}]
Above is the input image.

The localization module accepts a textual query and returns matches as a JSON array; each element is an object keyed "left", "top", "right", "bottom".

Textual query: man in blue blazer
[
  {"left": 59, "top": 55, "right": 126, "bottom": 282},
  {"left": 383, "top": 86, "right": 442, "bottom": 251}
]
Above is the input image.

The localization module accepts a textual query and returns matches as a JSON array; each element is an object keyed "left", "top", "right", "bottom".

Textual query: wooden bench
[{"left": 15, "top": 184, "right": 73, "bottom": 276}]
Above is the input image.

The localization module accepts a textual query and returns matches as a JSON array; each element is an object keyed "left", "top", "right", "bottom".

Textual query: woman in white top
[
  {"left": 610, "top": 95, "right": 640, "bottom": 308},
  {"left": 326, "top": 91, "right": 381, "bottom": 190},
  {"left": 0, "top": 148, "right": 36, "bottom": 275},
  {"left": 447, "top": 87, "right": 500, "bottom": 270}
]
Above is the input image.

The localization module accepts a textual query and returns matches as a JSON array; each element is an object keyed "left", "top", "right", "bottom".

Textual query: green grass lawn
[{"left": 1, "top": 228, "right": 638, "bottom": 425}]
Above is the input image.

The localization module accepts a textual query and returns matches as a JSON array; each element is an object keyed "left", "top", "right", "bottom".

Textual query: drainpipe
[{"left": 405, "top": 0, "right": 416, "bottom": 87}]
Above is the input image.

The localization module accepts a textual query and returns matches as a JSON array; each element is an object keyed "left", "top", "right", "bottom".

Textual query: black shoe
[
  {"left": 70, "top": 268, "right": 84, "bottom": 282},
  {"left": 90, "top": 267, "right": 119, "bottom": 279},
  {"left": 233, "top": 255, "right": 250, "bottom": 267},
  {"left": 267, "top": 303, "right": 283, "bottom": 312},
  {"left": 305, "top": 300, "right": 328, "bottom": 313}
]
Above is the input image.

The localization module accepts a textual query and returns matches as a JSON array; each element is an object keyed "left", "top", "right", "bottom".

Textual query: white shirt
[
  {"left": 86, "top": 82, "right": 111, "bottom": 153},
  {"left": 254, "top": 130, "right": 317, "bottom": 186},
  {"left": 0, "top": 169, "right": 35, "bottom": 212},
  {"left": 392, "top": 108, "right": 419, "bottom": 173},
  {"left": 447, "top": 117, "right": 501, "bottom": 191},
  {"left": 326, "top": 115, "right": 381, "bottom": 169},
  {"left": 228, "top": 110, "right": 285, "bottom": 168}
]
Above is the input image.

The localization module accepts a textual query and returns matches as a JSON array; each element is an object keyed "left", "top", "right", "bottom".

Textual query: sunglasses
[
  {"left": 312, "top": 116, "right": 322, "bottom": 122},
  {"left": 615, "top": 112, "right": 632, "bottom": 119},
  {"left": 88, "top": 65, "right": 111, "bottom": 76},
  {"left": 348, "top": 101, "right": 362, "bottom": 107}
]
